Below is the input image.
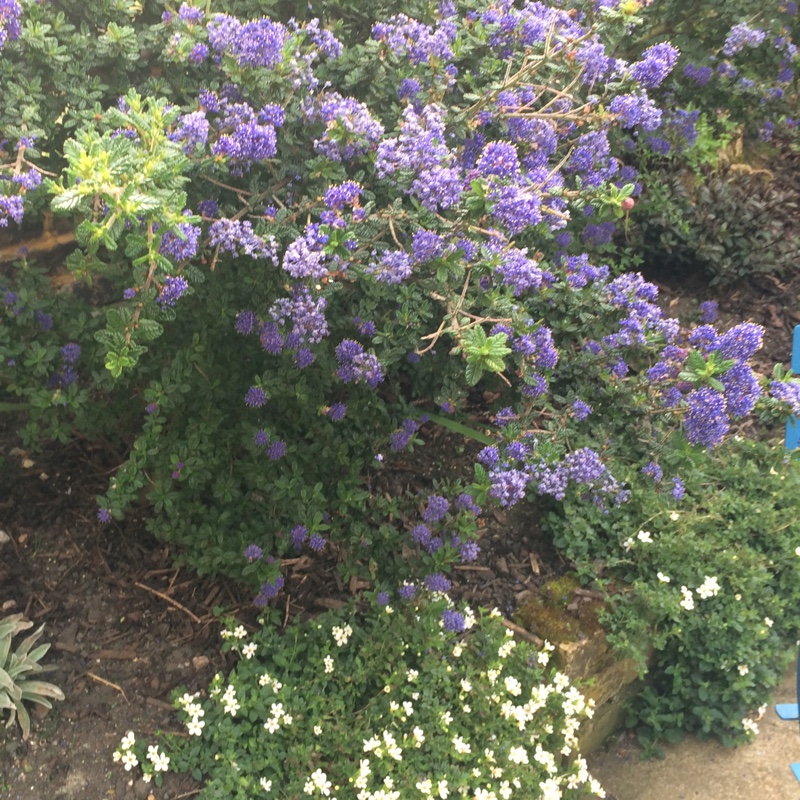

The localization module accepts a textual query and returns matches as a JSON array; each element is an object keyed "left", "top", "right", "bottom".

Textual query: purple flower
[
  {"left": 723, "top": 23, "right": 766, "bottom": 56},
  {"left": 376, "top": 591, "right": 390, "bottom": 606},
  {"left": 236, "top": 310, "right": 259, "bottom": 335},
  {"left": 671, "top": 476, "right": 685, "bottom": 501},
  {"left": 324, "top": 181, "right": 362, "bottom": 210},
  {"left": 189, "top": 43, "right": 209, "bottom": 63},
  {"left": 628, "top": 43, "right": 679, "bottom": 89},
  {"left": 424, "top": 573, "right": 451, "bottom": 593},
  {"left": 35, "top": 310, "right": 53, "bottom": 330},
  {"left": 441, "top": 609, "right": 466, "bottom": 633},
  {"left": 398, "top": 583, "right": 417, "bottom": 600},
  {"left": 488, "top": 468, "right": 529, "bottom": 507},
  {"left": 245, "top": 386, "right": 267, "bottom": 408},
  {"left": 698, "top": 301, "right": 718, "bottom": 324},
  {"left": 459, "top": 541, "right": 480, "bottom": 562},
  {"left": 254, "top": 575, "right": 285, "bottom": 605},
  {"left": 267, "top": 440, "right": 286, "bottom": 460},
  {"left": 291, "top": 525, "right": 308, "bottom": 550},
  {"left": 158, "top": 276, "right": 189, "bottom": 307},
  {"left": 712, "top": 323, "right": 763, "bottom": 362},
  {"left": 411, "top": 524, "right": 432, "bottom": 547},
  {"left": 97, "top": 508, "right": 112, "bottom": 524},
  {"left": 326, "top": 402, "right": 347, "bottom": 421},
  {"left": 390, "top": 418, "right": 421, "bottom": 451},
  {"left": 244, "top": 544, "right": 263, "bottom": 562},
  {"left": 422, "top": 495, "right": 449, "bottom": 523},
  {"left": 770, "top": 380, "right": 800, "bottom": 415},
  {"left": 478, "top": 445, "right": 501, "bottom": 467},
  {"left": 60, "top": 343, "right": 81, "bottom": 364},
  {"left": 721, "top": 363, "right": 761, "bottom": 418},
  {"left": 160, "top": 218, "right": 201, "bottom": 261},
  {"left": 255, "top": 430, "right": 269, "bottom": 447},
  {"left": 146, "top": 403, "right": 158, "bottom": 414},
  {"left": 609, "top": 93, "right": 662, "bottom": 131},
  {"left": 684, "top": 388, "right": 729, "bottom": 448},
  {"left": 642, "top": 462, "right": 662, "bottom": 482},
  {"left": 365, "top": 251, "right": 413, "bottom": 285},
  {"left": 172, "top": 111, "right": 210, "bottom": 151},
  {"left": 308, "top": 534, "right": 325, "bottom": 552},
  {"left": 335, "top": 339, "right": 384, "bottom": 388},
  {"left": 571, "top": 399, "right": 593, "bottom": 421}
]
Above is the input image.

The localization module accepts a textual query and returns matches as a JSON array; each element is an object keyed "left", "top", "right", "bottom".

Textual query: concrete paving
[{"left": 587, "top": 663, "right": 800, "bottom": 800}]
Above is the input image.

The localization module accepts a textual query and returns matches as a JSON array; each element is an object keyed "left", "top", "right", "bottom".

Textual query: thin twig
[
  {"left": 86, "top": 671, "right": 129, "bottom": 704},
  {"left": 134, "top": 581, "right": 202, "bottom": 623}
]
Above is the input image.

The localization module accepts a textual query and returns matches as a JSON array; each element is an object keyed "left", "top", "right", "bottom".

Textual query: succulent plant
[{"left": 0, "top": 614, "right": 65, "bottom": 739}]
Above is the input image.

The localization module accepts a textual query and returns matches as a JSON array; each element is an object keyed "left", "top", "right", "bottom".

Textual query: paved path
[{"left": 587, "top": 663, "right": 800, "bottom": 800}]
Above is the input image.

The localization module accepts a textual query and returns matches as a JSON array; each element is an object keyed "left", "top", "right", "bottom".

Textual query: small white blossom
[
  {"left": 187, "top": 718, "right": 205, "bottom": 736},
  {"left": 407, "top": 669, "right": 419, "bottom": 682},
  {"left": 242, "top": 642, "right": 257, "bottom": 659},
  {"left": 504, "top": 676, "right": 522, "bottom": 696},
  {"left": 657, "top": 572, "right": 670, "bottom": 583},
  {"left": 461, "top": 679, "right": 472, "bottom": 693},
  {"left": 332, "top": 624, "right": 353, "bottom": 647},
  {"left": 696, "top": 576, "right": 720, "bottom": 599},
  {"left": 679, "top": 586, "right": 694, "bottom": 611},
  {"left": 314, "top": 725, "right": 322, "bottom": 735},
  {"left": 264, "top": 717, "right": 281, "bottom": 733},
  {"left": 669, "top": 511, "right": 680, "bottom": 521},
  {"left": 233, "top": 625, "right": 247, "bottom": 639},
  {"left": 412, "top": 726, "right": 425, "bottom": 746},
  {"left": 764, "top": 617, "right": 774, "bottom": 627},
  {"left": 324, "top": 655, "right": 335, "bottom": 674},
  {"left": 120, "top": 731, "right": 135, "bottom": 750},
  {"left": 622, "top": 537, "right": 634, "bottom": 551},
  {"left": 437, "top": 779, "right": 449, "bottom": 799},
  {"left": 452, "top": 644, "right": 464, "bottom": 657},
  {"left": 417, "top": 779, "right": 433, "bottom": 796},
  {"left": 452, "top": 735, "right": 471, "bottom": 754},
  {"left": 637, "top": 530, "right": 653, "bottom": 544},
  {"left": 742, "top": 718, "right": 759, "bottom": 735},
  {"left": 121, "top": 751, "right": 138, "bottom": 771},
  {"left": 261, "top": 778, "right": 272, "bottom": 792},
  {"left": 738, "top": 664, "right": 749, "bottom": 676}
]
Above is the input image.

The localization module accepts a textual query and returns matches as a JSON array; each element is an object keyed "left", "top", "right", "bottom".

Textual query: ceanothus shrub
[{"left": 0, "top": 0, "right": 798, "bottom": 606}]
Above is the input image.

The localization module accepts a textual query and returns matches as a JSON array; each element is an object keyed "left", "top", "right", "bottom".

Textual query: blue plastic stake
[
  {"left": 785, "top": 326, "right": 800, "bottom": 450},
  {"left": 776, "top": 704, "right": 799, "bottom": 720}
]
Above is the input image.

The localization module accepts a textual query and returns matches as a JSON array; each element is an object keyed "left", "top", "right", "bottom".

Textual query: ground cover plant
[{"left": 2, "top": 0, "right": 800, "bottom": 785}]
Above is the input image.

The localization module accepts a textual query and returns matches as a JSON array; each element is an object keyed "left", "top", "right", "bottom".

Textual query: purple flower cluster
[
  {"left": 424, "top": 573, "right": 451, "bottom": 593},
  {"left": 572, "top": 399, "right": 593, "bottom": 421},
  {"left": 723, "top": 23, "right": 767, "bottom": 56},
  {"left": 441, "top": 609, "right": 466, "bottom": 633},
  {"left": 684, "top": 388, "right": 729, "bottom": 448},
  {"left": 171, "top": 111, "right": 210, "bottom": 151},
  {"left": 412, "top": 230, "right": 453, "bottom": 264},
  {"left": 269, "top": 286, "right": 329, "bottom": 347},
  {"left": 282, "top": 227, "right": 329, "bottom": 280},
  {"left": 421, "top": 495, "right": 449, "bottom": 523},
  {"left": 209, "top": 219, "right": 277, "bottom": 260},
  {"left": 254, "top": 575, "right": 285, "bottom": 606},
  {"left": 0, "top": 195, "right": 23, "bottom": 227},
  {"left": 311, "top": 92, "right": 384, "bottom": 162},
  {"left": 158, "top": 275, "right": 189, "bottom": 308},
  {"left": 376, "top": 104, "right": 460, "bottom": 211},
  {"left": 493, "top": 246, "right": 544, "bottom": 296},
  {"left": 0, "top": 0, "right": 21, "bottom": 51},
  {"left": 365, "top": 250, "right": 413, "bottom": 284},
  {"left": 609, "top": 93, "right": 662, "bottom": 131},
  {"left": 160, "top": 216, "right": 201, "bottom": 261},
  {"left": 334, "top": 339, "right": 384, "bottom": 387},
  {"left": 207, "top": 14, "right": 287, "bottom": 69},
  {"left": 372, "top": 13, "right": 455, "bottom": 65},
  {"left": 628, "top": 43, "right": 680, "bottom": 89},
  {"left": 770, "top": 380, "right": 800, "bottom": 415},
  {"left": 389, "top": 417, "right": 421, "bottom": 451},
  {"left": 244, "top": 544, "right": 263, "bottom": 561}
]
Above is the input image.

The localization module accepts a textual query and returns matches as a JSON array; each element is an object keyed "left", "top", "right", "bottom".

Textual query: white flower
[
  {"left": 407, "top": 669, "right": 419, "bottom": 682},
  {"left": 508, "top": 746, "right": 529, "bottom": 765},
  {"left": 657, "top": 572, "right": 670, "bottom": 583},
  {"left": 696, "top": 576, "right": 720, "bottom": 599},
  {"left": 764, "top": 617, "right": 774, "bottom": 627},
  {"left": 185, "top": 702, "right": 203, "bottom": 718},
  {"left": 142, "top": 773, "right": 151, "bottom": 784},
  {"left": 796, "top": 546, "right": 800, "bottom": 556},
  {"left": 622, "top": 537, "right": 634, "bottom": 551},
  {"left": 742, "top": 718, "right": 759, "bottom": 735},
  {"left": 223, "top": 699, "right": 240, "bottom": 716},
  {"left": 311, "top": 768, "right": 332, "bottom": 795},
  {"left": 264, "top": 717, "right": 281, "bottom": 733},
  {"left": 261, "top": 778, "right": 273, "bottom": 792},
  {"left": 452, "top": 644, "right": 464, "bottom": 657},
  {"left": 403, "top": 701, "right": 414, "bottom": 716},
  {"left": 490, "top": 607, "right": 502, "bottom": 617},
  {"left": 738, "top": 664, "right": 749, "bottom": 676},
  {"left": 332, "top": 624, "right": 353, "bottom": 647},
  {"left": 498, "top": 640, "right": 516, "bottom": 659},
  {"left": 314, "top": 725, "right": 322, "bottom": 736},
  {"left": 233, "top": 625, "right": 247, "bottom": 639},
  {"left": 324, "top": 655, "right": 335, "bottom": 674},
  {"left": 461, "top": 679, "right": 472, "bottom": 693},
  {"left": 499, "top": 781, "right": 512, "bottom": 799},
  {"left": 413, "top": 726, "right": 425, "bottom": 746},
  {"left": 757, "top": 704, "right": 768, "bottom": 719},
  {"left": 259, "top": 673, "right": 272, "bottom": 687},
  {"left": 679, "top": 586, "right": 694, "bottom": 611},
  {"left": 669, "top": 511, "right": 680, "bottom": 521},
  {"left": 504, "top": 676, "right": 522, "bottom": 696},
  {"left": 187, "top": 718, "right": 205, "bottom": 736},
  {"left": 440, "top": 710, "right": 453, "bottom": 727},
  {"left": 120, "top": 731, "right": 135, "bottom": 750},
  {"left": 153, "top": 752, "right": 170, "bottom": 772},
  {"left": 121, "top": 751, "right": 138, "bottom": 771},
  {"left": 389, "top": 701, "right": 400, "bottom": 712},
  {"left": 637, "top": 530, "right": 653, "bottom": 544},
  {"left": 437, "top": 779, "right": 449, "bottom": 799},
  {"left": 242, "top": 642, "right": 257, "bottom": 659},
  {"left": 417, "top": 779, "right": 433, "bottom": 796},
  {"left": 452, "top": 735, "right": 471, "bottom": 754}
]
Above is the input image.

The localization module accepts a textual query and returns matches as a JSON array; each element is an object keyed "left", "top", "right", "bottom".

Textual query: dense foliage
[{"left": 2, "top": 0, "right": 800, "bottom": 769}]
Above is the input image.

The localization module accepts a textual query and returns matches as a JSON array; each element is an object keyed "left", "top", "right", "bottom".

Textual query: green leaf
[{"left": 465, "top": 362, "right": 483, "bottom": 386}]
